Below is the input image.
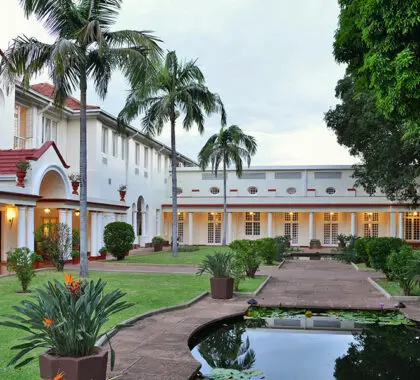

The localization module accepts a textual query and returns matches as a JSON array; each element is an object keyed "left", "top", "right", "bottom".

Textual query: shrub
[
  {"left": 387, "top": 246, "right": 420, "bottom": 296},
  {"left": 229, "top": 240, "right": 262, "bottom": 278},
  {"left": 72, "top": 228, "right": 80, "bottom": 250},
  {"left": 6, "top": 248, "right": 41, "bottom": 292},
  {"left": 0, "top": 273, "right": 133, "bottom": 368},
  {"left": 99, "top": 246, "right": 108, "bottom": 254},
  {"left": 34, "top": 222, "right": 72, "bottom": 271},
  {"left": 367, "top": 237, "right": 405, "bottom": 275},
  {"left": 231, "top": 259, "right": 246, "bottom": 291},
  {"left": 274, "top": 235, "right": 291, "bottom": 261},
  {"left": 71, "top": 250, "right": 80, "bottom": 258},
  {"left": 104, "top": 222, "right": 135, "bottom": 260},
  {"left": 16, "top": 160, "right": 30, "bottom": 171},
  {"left": 354, "top": 237, "right": 372, "bottom": 264},
  {"left": 152, "top": 236, "right": 165, "bottom": 245},
  {"left": 197, "top": 251, "right": 232, "bottom": 278},
  {"left": 256, "top": 238, "right": 277, "bottom": 265}
]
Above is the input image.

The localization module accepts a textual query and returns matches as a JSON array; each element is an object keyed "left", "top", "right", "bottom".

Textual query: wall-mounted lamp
[
  {"left": 249, "top": 212, "right": 255, "bottom": 216},
  {"left": 177, "top": 212, "right": 181, "bottom": 215},
  {"left": 289, "top": 212, "right": 293, "bottom": 216},
  {"left": 414, "top": 212, "right": 418, "bottom": 217},
  {"left": 330, "top": 212, "right": 335, "bottom": 216},
  {"left": 75, "top": 210, "right": 80, "bottom": 217},
  {"left": 6, "top": 208, "right": 15, "bottom": 228},
  {"left": 44, "top": 208, "right": 51, "bottom": 215}
]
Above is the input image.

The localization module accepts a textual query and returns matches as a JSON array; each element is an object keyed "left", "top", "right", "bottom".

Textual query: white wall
[{"left": 0, "top": 85, "right": 15, "bottom": 149}]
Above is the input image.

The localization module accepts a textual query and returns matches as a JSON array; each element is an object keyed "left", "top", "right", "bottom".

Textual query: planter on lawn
[
  {"left": 72, "top": 256, "right": 80, "bottom": 265},
  {"left": 210, "top": 277, "right": 234, "bottom": 299},
  {"left": 39, "top": 347, "right": 108, "bottom": 380},
  {"left": 153, "top": 244, "right": 163, "bottom": 252}
]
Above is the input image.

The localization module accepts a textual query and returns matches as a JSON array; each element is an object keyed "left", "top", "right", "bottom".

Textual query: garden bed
[{"left": 368, "top": 277, "right": 420, "bottom": 302}]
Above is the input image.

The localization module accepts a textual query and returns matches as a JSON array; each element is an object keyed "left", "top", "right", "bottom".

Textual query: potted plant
[
  {"left": 98, "top": 247, "right": 107, "bottom": 260},
  {"left": 337, "top": 234, "right": 347, "bottom": 249},
  {"left": 71, "top": 251, "right": 80, "bottom": 264},
  {"left": 69, "top": 173, "right": 80, "bottom": 195},
  {"left": 103, "top": 222, "right": 135, "bottom": 261},
  {"left": 6, "top": 248, "right": 42, "bottom": 292},
  {"left": 118, "top": 185, "right": 127, "bottom": 202},
  {"left": 197, "top": 251, "right": 233, "bottom": 299},
  {"left": 16, "top": 160, "right": 31, "bottom": 188},
  {"left": 152, "top": 236, "right": 165, "bottom": 252},
  {"left": 0, "top": 273, "right": 133, "bottom": 379},
  {"left": 309, "top": 239, "right": 322, "bottom": 249}
]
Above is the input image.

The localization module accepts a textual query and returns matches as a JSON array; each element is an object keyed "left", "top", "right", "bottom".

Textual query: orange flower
[
  {"left": 52, "top": 371, "right": 65, "bottom": 380},
  {"left": 64, "top": 273, "right": 74, "bottom": 286},
  {"left": 71, "top": 281, "right": 81, "bottom": 292},
  {"left": 43, "top": 317, "right": 54, "bottom": 328}
]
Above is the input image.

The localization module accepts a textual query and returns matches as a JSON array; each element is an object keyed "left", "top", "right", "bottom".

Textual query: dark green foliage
[
  {"left": 151, "top": 236, "right": 165, "bottom": 245},
  {"left": 104, "top": 222, "right": 135, "bottom": 261},
  {"left": 71, "top": 250, "right": 80, "bottom": 258},
  {"left": 229, "top": 240, "right": 262, "bottom": 278},
  {"left": 255, "top": 238, "right": 277, "bottom": 265},
  {"left": 354, "top": 237, "right": 372, "bottom": 264},
  {"left": 197, "top": 251, "right": 232, "bottom": 278},
  {"left": 387, "top": 246, "right": 420, "bottom": 296},
  {"left": 0, "top": 275, "right": 133, "bottom": 368},
  {"left": 72, "top": 228, "right": 80, "bottom": 250},
  {"left": 366, "top": 238, "right": 405, "bottom": 274},
  {"left": 5, "top": 248, "right": 41, "bottom": 292},
  {"left": 274, "top": 235, "right": 291, "bottom": 262}
]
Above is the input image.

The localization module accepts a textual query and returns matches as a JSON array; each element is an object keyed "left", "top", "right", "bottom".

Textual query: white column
[
  {"left": 58, "top": 209, "right": 67, "bottom": 225},
  {"left": 156, "top": 209, "right": 161, "bottom": 236},
  {"left": 141, "top": 211, "right": 146, "bottom": 236},
  {"left": 17, "top": 206, "right": 27, "bottom": 248},
  {"left": 398, "top": 212, "right": 404, "bottom": 239},
  {"left": 308, "top": 212, "right": 314, "bottom": 241},
  {"left": 351, "top": 212, "right": 357, "bottom": 236},
  {"left": 188, "top": 212, "right": 193, "bottom": 245},
  {"left": 97, "top": 212, "right": 104, "bottom": 251},
  {"left": 267, "top": 212, "right": 273, "bottom": 238},
  {"left": 227, "top": 212, "right": 232, "bottom": 243},
  {"left": 26, "top": 207, "right": 34, "bottom": 251},
  {"left": 91, "top": 212, "right": 98, "bottom": 256},
  {"left": 390, "top": 212, "right": 396, "bottom": 237}
]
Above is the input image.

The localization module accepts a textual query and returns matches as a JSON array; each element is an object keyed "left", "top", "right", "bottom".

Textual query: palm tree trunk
[
  {"left": 79, "top": 71, "right": 88, "bottom": 278},
  {"left": 170, "top": 113, "right": 178, "bottom": 256},
  {"left": 222, "top": 160, "right": 227, "bottom": 246}
]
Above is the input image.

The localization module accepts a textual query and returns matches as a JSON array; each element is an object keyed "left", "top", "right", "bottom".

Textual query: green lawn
[
  {"left": 115, "top": 246, "right": 230, "bottom": 265},
  {"left": 356, "top": 263, "right": 367, "bottom": 269},
  {"left": 0, "top": 270, "right": 265, "bottom": 379},
  {"left": 376, "top": 279, "right": 420, "bottom": 296}
]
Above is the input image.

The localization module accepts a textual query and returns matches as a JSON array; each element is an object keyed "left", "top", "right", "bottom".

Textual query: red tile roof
[
  {"left": 30, "top": 83, "right": 100, "bottom": 111},
  {"left": 0, "top": 141, "right": 70, "bottom": 174}
]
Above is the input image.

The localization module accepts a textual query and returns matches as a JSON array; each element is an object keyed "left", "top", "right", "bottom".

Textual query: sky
[{"left": 0, "top": 0, "right": 356, "bottom": 166}]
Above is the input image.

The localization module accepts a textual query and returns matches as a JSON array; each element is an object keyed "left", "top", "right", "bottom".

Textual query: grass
[
  {"left": 356, "top": 263, "right": 367, "bottom": 269},
  {"left": 376, "top": 279, "right": 420, "bottom": 296},
  {"left": 0, "top": 270, "right": 265, "bottom": 379}
]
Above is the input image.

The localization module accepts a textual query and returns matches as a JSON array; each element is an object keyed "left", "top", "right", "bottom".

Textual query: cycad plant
[
  {"left": 198, "top": 125, "right": 257, "bottom": 245},
  {"left": 118, "top": 51, "right": 226, "bottom": 256},
  {"left": 0, "top": 0, "right": 162, "bottom": 277},
  {"left": 197, "top": 251, "right": 232, "bottom": 278}
]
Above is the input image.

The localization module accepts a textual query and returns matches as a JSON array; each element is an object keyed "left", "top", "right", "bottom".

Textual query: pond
[{"left": 191, "top": 311, "right": 420, "bottom": 380}]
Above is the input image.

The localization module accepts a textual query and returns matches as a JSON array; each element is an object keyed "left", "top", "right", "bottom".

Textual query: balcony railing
[{"left": 13, "top": 136, "right": 31, "bottom": 149}]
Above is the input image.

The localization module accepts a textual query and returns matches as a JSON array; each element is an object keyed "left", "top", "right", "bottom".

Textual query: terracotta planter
[
  {"left": 210, "top": 277, "right": 234, "bottom": 299},
  {"left": 99, "top": 252, "right": 107, "bottom": 260},
  {"left": 16, "top": 170, "right": 26, "bottom": 188},
  {"left": 153, "top": 244, "right": 163, "bottom": 252},
  {"left": 72, "top": 256, "right": 80, "bottom": 265},
  {"left": 39, "top": 347, "right": 108, "bottom": 380},
  {"left": 33, "top": 261, "right": 40, "bottom": 269},
  {"left": 119, "top": 190, "right": 126, "bottom": 202},
  {"left": 125, "top": 251, "right": 129, "bottom": 257},
  {"left": 72, "top": 181, "right": 80, "bottom": 195}
]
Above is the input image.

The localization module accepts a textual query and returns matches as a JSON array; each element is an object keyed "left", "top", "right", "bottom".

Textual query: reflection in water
[
  {"left": 192, "top": 319, "right": 420, "bottom": 380},
  {"left": 335, "top": 325, "right": 420, "bottom": 380}
]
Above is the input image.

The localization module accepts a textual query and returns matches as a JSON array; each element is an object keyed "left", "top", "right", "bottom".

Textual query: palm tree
[
  {"left": 198, "top": 125, "right": 257, "bottom": 245},
  {"left": 0, "top": 0, "right": 161, "bottom": 278},
  {"left": 118, "top": 50, "right": 226, "bottom": 256}
]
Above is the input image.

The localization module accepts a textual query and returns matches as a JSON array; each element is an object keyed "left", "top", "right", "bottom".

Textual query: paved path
[{"left": 108, "top": 260, "right": 405, "bottom": 380}]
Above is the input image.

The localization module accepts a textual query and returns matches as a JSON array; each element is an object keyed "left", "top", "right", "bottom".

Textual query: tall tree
[
  {"left": 118, "top": 51, "right": 226, "bottom": 256},
  {"left": 198, "top": 125, "right": 256, "bottom": 245},
  {"left": 0, "top": 0, "right": 161, "bottom": 277}
]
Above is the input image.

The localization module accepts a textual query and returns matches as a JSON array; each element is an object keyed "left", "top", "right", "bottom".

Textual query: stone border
[
  {"left": 278, "top": 260, "right": 286, "bottom": 269},
  {"left": 351, "top": 262, "right": 376, "bottom": 272},
  {"left": 233, "top": 275, "right": 272, "bottom": 297},
  {"left": 96, "top": 291, "right": 209, "bottom": 347},
  {"left": 367, "top": 277, "right": 420, "bottom": 302}
]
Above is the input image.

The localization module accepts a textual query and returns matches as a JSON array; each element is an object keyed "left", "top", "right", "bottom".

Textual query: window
[
  {"left": 42, "top": 217, "right": 58, "bottom": 236},
  {"left": 287, "top": 187, "right": 296, "bottom": 195},
  {"left": 157, "top": 154, "right": 162, "bottom": 172},
  {"left": 284, "top": 212, "right": 299, "bottom": 244},
  {"left": 135, "top": 143, "right": 140, "bottom": 165},
  {"left": 208, "top": 212, "right": 222, "bottom": 244},
  {"left": 177, "top": 212, "right": 184, "bottom": 242},
  {"left": 42, "top": 116, "right": 58, "bottom": 143},
  {"left": 121, "top": 137, "right": 127, "bottom": 160},
  {"left": 404, "top": 212, "right": 420, "bottom": 241},
  {"left": 144, "top": 147, "right": 149, "bottom": 169},
  {"left": 324, "top": 212, "right": 338, "bottom": 245},
  {"left": 363, "top": 212, "right": 379, "bottom": 238},
  {"left": 245, "top": 212, "right": 260, "bottom": 236},
  {"left": 248, "top": 186, "right": 258, "bottom": 195},
  {"left": 112, "top": 132, "right": 118, "bottom": 157},
  {"left": 101, "top": 126, "right": 108, "bottom": 153},
  {"left": 210, "top": 187, "right": 220, "bottom": 195},
  {"left": 14, "top": 105, "right": 31, "bottom": 148},
  {"left": 176, "top": 187, "right": 183, "bottom": 195},
  {"left": 326, "top": 187, "right": 336, "bottom": 195}
]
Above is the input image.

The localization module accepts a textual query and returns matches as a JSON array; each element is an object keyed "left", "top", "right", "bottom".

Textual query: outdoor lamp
[
  {"left": 6, "top": 208, "right": 15, "bottom": 228},
  {"left": 75, "top": 210, "right": 80, "bottom": 217},
  {"left": 44, "top": 208, "right": 51, "bottom": 215}
]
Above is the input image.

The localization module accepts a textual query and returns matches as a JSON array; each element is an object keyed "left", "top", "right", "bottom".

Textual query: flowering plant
[
  {"left": 68, "top": 173, "right": 80, "bottom": 182},
  {"left": 0, "top": 273, "right": 133, "bottom": 368}
]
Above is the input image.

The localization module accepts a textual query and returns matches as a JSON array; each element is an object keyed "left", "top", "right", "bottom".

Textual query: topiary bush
[
  {"left": 367, "top": 237, "right": 405, "bottom": 276},
  {"left": 103, "top": 222, "right": 135, "bottom": 260},
  {"left": 387, "top": 246, "right": 420, "bottom": 296},
  {"left": 256, "top": 238, "right": 277, "bottom": 265},
  {"left": 6, "top": 248, "right": 41, "bottom": 292},
  {"left": 229, "top": 240, "right": 261, "bottom": 278},
  {"left": 354, "top": 237, "right": 372, "bottom": 265}
]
